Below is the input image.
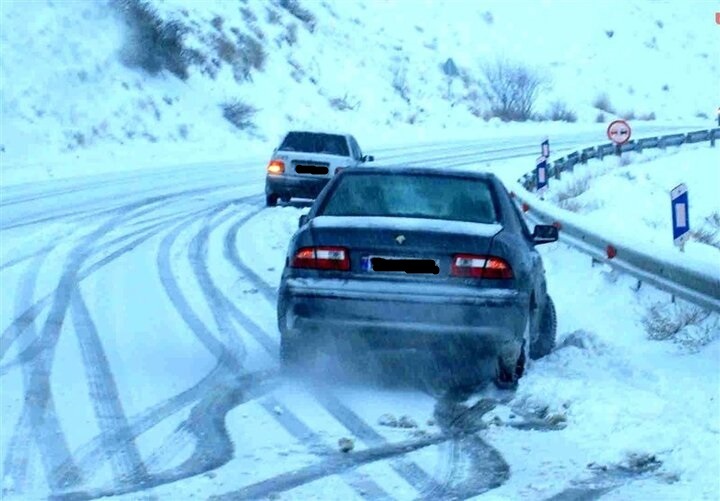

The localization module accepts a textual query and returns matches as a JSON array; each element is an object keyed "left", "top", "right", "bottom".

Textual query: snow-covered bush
[
  {"left": 642, "top": 301, "right": 719, "bottom": 350},
  {"left": 478, "top": 58, "right": 547, "bottom": 121},
  {"left": 115, "top": 0, "right": 193, "bottom": 80},
  {"left": 547, "top": 100, "right": 577, "bottom": 122},
  {"left": 277, "top": 0, "right": 316, "bottom": 33},
  {"left": 592, "top": 92, "right": 616, "bottom": 114},
  {"left": 222, "top": 100, "right": 257, "bottom": 130}
]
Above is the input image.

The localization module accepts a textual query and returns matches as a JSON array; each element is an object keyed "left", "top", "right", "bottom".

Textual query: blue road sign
[
  {"left": 536, "top": 156, "right": 548, "bottom": 193},
  {"left": 670, "top": 183, "right": 689, "bottom": 246},
  {"left": 541, "top": 139, "right": 550, "bottom": 158}
]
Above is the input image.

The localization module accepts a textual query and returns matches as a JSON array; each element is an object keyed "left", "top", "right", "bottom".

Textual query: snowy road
[{"left": 1, "top": 126, "right": 717, "bottom": 500}]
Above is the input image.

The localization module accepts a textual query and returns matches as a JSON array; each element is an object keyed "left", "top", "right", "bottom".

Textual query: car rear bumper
[
  {"left": 278, "top": 277, "right": 529, "bottom": 355},
  {"left": 266, "top": 174, "right": 330, "bottom": 199}
]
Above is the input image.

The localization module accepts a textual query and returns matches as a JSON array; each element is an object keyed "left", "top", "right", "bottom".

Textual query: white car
[{"left": 264, "top": 131, "right": 374, "bottom": 206}]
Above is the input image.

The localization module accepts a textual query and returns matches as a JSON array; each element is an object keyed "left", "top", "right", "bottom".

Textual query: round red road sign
[{"left": 607, "top": 119, "right": 632, "bottom": 145}]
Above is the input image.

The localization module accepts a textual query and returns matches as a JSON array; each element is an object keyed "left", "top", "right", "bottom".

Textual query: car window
[
  {"left": 278, "top": 132, "right": 350, "bottom": 156},
  {"left": 320, "top": 173, "right": 498, "bottom": 224},
  {"left": 350, "top": 137, "right": 362, "bottom": 159}
]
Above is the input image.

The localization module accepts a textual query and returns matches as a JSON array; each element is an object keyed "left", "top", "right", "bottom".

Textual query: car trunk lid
[{"left": 308, "top": 216, "right": 503, "bottom": 278}]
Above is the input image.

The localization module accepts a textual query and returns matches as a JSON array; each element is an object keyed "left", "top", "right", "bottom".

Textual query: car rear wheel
[
  {"left": 494, "top": 339, "right": 527, "bottom": 390},
  {"left": 529, "top": 295, "right": 557, "bottom": 360},
  {"left": 280, "top": 335, "right": 301, "bottom": 368},
  {"left": 266, "top": 193, "right": 279, "bottom": 207}
]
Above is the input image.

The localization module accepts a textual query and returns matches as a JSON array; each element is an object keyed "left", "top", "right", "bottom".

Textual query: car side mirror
[
  {"left": 298, "top": 214, "right": 309, "bottom": 228},
  {"left": 532, "top": 224, "right": 559, "bottom": 245},
  {"left": 362, "top": 155, "right": 375, "bottom": 162}
]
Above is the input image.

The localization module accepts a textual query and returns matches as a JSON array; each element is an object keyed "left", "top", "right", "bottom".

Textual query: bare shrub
[
  {"left": 605, "top": 30, "right": 614, "bottom": 38},
  {"left": 621, "top": 110, "right": 636, "bottom": 120},
  {"left": 478, "top": 58, "right": 547, "bottom": 121},
  {"left": 464, "top": 89, "right": 485, "bottom": 118},
  {"left": 240, "top": 7, "right": 256, "bottom": 23},
  {"left": 642, "top": 301, "right": 718, "bottom": 350},
  {"left": 283, "top": 23, "right": 298, "bottom": 45},
  {"left": 595, "top": 112, "right": 606, "bottom": 123},
  {"left": 593, "top": 92, "right": 616, "bottom": 114},
  {"left": 266, "top": 8, "right": 281, "bottom": 24},
  {"left": 554, "top": 175, "right": 592, "bottom": 210},
  {"left": 392, "top": 65, "right": 410, "bottom": 103},
  {"left": 696, "top": 112, "right": 709, "bottom": 119},
  {"left": 547, "top": 101, "right": 577, "bottom": 122},
  {"left": 240, "top": 35, "right": 266, "bottom": 71},
  {"left": 638, "top": 112, "right": 656, "bottom": 121},
  {"left": 115, "top": 0, "right": 193, "bottom": 80},
  {"left": 661, "top": 84, "right": 669, "bottom": 92},
  {"left": 690, "top": 212, "right": 720, "bottom": 249},
  {"left": 222, "top": 100, "right": 257, "bottom": 129},
  {"left": 482, "top": 11, "right": 493, "bottom": 24},
  {"left": 214, "top": 32, "right": 266, "bottom": 82},
  {"left": 277, "top": 0, "right": 316, "bottom": 32},
  {"left": 329, "top": 94, "right": 359, "bottom": 111}
]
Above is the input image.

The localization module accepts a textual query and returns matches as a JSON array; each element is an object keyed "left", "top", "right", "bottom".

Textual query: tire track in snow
[
  {"left": 312, "top": 389, "right": 443, "bottom": 496},
  {"left": 5, "top": 201, "right": 165, "bottom": 493},
  {"left": 2, "top": 192, "right": 247, "bottom": 495},
  {"left": 0, "top": 201, "right": 222, "bottom": 370},
  {"left": 210, "top": 433, "right": 450, "bottom": 501},
  {"left": 259, "top": 396, "right": 391, "bottom": 500},
  {"left": 52, "top": 368, "right": 278, "bottom": 500},
  {"left": 69, "top": 291, "right": 150, "bottom": 487},
  {"left": 2, "top": 251, "right": 50, "bottom": 495},
  {"left": 45, "top": 197, "right": 276, "bottom": 490}
]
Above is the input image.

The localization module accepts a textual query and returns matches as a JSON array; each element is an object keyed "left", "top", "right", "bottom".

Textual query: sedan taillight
[
  {"left": 267, "top": 160, "right": 285, "bottom": 174},
  {"left": 451, "top": 254, "right": 513, "bottom": 279},
  {"left": 291, "top": 247, "right": 350, "bottom": 271}
]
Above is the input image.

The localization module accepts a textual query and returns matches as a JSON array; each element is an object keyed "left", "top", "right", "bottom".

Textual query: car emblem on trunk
[{"left": 395, "top": 235, "right": 406, "bottom": 245}]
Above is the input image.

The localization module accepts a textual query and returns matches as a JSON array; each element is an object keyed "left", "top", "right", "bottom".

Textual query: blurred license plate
[{"left": 361, "top": 255, "right": 439, "bottom": 274}]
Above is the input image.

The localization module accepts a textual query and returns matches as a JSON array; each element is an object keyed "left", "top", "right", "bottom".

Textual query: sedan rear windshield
[
  {"left": 319, "top": 173, "right": 498, "bottom": 224},
  {"left": 278, "top": 132, "right": 350, "bottom": 157}
]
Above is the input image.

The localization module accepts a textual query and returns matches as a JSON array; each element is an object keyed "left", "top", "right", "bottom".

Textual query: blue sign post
[
  {"left": 670, "top": 183, "right": 690, "bottom": 250},
  {"left": 536, "top": 155, "right": 548, "bottom": 195}
]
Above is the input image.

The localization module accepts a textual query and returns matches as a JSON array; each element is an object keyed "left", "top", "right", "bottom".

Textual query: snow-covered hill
[{"left": 1, "top": 0, "right": 718, "bottom": 184}]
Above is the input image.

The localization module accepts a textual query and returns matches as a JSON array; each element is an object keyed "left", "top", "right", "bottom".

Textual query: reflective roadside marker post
[
  {"left": 536, "top": 155, "right": 548, "bottom": 197},
  {"left": 541, "top": 138, "right": 550, "bottom": 158},
  {"left": 671, "top": 183, "right": 690, "bottom": 252}
]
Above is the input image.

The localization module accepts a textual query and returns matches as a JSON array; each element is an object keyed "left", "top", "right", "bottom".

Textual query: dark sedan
[{"left": 276, "top": 167, "right": 558, "bottom": 387}]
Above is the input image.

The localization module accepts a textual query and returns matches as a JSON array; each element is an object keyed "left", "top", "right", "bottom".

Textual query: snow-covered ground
[
  {"left": 1, "top": 0, "right": 718, "bottom": 184},
  {"left": 1, "top": 140, "right": 718, "bottom": 500},
  {"left": 1, "top": 0, "right": 719, "bottom": 499}
]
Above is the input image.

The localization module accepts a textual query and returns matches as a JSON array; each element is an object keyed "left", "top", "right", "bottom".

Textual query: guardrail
[{"left": 514, "top": 127, "right": 720, "bottom": 313}]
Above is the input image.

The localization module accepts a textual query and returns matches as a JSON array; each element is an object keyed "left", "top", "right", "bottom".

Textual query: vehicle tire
[
  {"left": 266, "top": 193, "right": 279, "bottom": 207},
  {"left": 529, "top": 295, "right": 557, "bottom": 360},
  {"left": 494, "top": 339, "right": 526, "bottom": 390}
]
